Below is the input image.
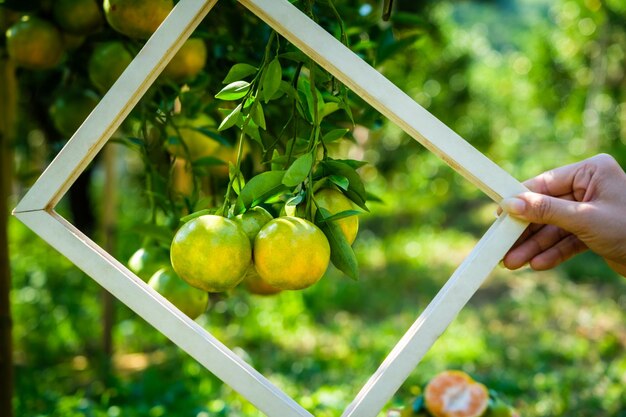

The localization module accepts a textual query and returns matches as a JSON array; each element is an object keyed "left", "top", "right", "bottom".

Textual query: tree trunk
[{"left": 0, "top": 57, "right": 17, "bottom": 417}]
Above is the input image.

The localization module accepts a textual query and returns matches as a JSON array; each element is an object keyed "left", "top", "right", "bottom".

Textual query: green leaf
[
  {"left": 319, "top": 160, "right": 368, "bottom": 211},
  {"left": 215, "top": 81, "right": 250, "bottom": 101},
  {"left": 191, "top": 156, "right": 226, "bottom": 167},
  {"left": 235, "top": 170, "right": 287, "bottom": 214},
  {"left": 316, "top": 207, "right": 358, "bottom": 280},
  {"left": 189, "top": 127, "right": 229, "bottom": 146},
  {"left": 321, "top": 102, "right": 341, "bottom": 119},
  {"left": 222, "top": 63, "right": 258, "bottom": 84},
  {"left": 180, "top": 209, "right": 213, "bottom": 223},
  {"left": 270, "top": 149, "right": 283, "bottom": 171},
  {"left": 283, "top": 153, "right": 313, "bottom": 187},
  {"left": 218, "top": 103, "right": 242, "bottom": 131},
  {"left": 252, "top": 103, "right": 266, "bottom": 130},
  {"left": 229, "top": 162, "right": 246, "bottom": 196},
  {"left": 243, "top": 122, "right": 262, "bottom": 144},
  {"left": 328, "top": 175, "right": 349, "bottom": 190},
  {"left": 334, "top": 158, "right": 368, "bottom": 169},
  {"left": 315, "top": 209, "right": 361, "bottom": 223},
  {"left": 322, "top": 128, "right": 350, "bottom": 143},
  {"left": 263, "top": 58, "right": 282, "bottom": 103}
]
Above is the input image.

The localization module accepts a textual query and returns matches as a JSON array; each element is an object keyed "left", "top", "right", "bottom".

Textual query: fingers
[
  {"left": 500, "top": 192, "right": 585, "bottom": 233},
  {"left": 502, "top": 225, "right": 588, "bottom": 271},
  {"left": 503, "top": 224, "right": 569, "bottom": 269},
  {"left": 528, "top": 235, "right": 588, "bottom": 270}
]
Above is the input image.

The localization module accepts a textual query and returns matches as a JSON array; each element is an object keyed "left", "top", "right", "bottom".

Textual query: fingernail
[{"left": 500, "top": 197, "right": 526, "bottom": 215}]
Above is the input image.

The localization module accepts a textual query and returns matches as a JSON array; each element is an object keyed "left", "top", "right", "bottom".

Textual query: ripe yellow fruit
[
  {"left": 254, "top": 217, "right": 330, "bottom": 290},
  {"left": 314, "top": 188, "right": 359, "bottom": 245},
  {"left": 5, "top": 16, "right": 64, "bottom": 70},
  {"left": 103, "top": 0, "right": 173, "bottom": 40},
  {"left": 162, "top": 38, "right": 207, "bottom": 82},
  {"left": 424, "top": 370, "right": 489, "bottom": 417},
  {"left": 234, "top": 207, "right": 281, "bottom": 295},
  {"left": 170, "top": 215, "right": 251, "bottom": 292},
  {"left": 148, "top": 267, "right": 209, "bottom": 320},
  {"left": 88, "top": 41, "right": 133, "bottom": 93},
  {"left": 53, "top": 0, "right": 103, "bottom": 35}
]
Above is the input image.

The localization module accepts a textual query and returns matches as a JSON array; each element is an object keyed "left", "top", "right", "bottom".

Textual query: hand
[{"left": 500, "top": 153, "right": 626, "bottom": 277}]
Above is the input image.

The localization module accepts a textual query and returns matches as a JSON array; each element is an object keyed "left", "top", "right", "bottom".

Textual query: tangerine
[
  {"left": 170, "top": 215, "right": 251, "bottom": 292},
  {"left": 424, "top": 371, "right": 489, "bottom": 417},
  {"left": 53, "top": 0, "right": 103, "bottom": 35},
  {"left": 314, "top": 188, "right": 359, "bottom": 244},
  {"left": 103, "top": 0, "right": 173, "bottom": 39},
  {"left": 88, "top": 41, "right": 133, "bottom": 93},
  {"left": 148, "top": 267, "right": 209, "bottom": 320},
  {"left": 162, "top": 38, "right": 207, "bottom": 82},
  {"left": 234, "top": 207, "right": 281, "bottom": 295},
  {"left": 49, "top": 89, "right": 100, "bottom": 138},
  {"left": 5, "top": 16, "right": 64, "bottom": 70},
  {"left": 253, "top": 216, "right": 330, "bottom": 290},
  {"left": 128, "top": 245, "right": 168, "bottom": 282}
]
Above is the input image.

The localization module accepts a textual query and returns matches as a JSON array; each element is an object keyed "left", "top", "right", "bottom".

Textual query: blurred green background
[{"left": 2, "top": 0, "right": 626, "bottom": 416}]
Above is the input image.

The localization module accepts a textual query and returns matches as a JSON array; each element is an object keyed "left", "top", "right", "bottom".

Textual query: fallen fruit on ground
[
  {"left": 424, "top": 370, "right": 489, "bottom": 417},
  {"left": 148, "top": 267, "right": 209, "bottom": 320},
  {"left": 170, "top": 215, "right": 251, "bottom": 292},
  {"left": 254, "top": 216, "right": 330, "bottom": 290},
  {"left": 314, "top": 187, "right": 359, "bottom": 244},
  {"left": 103, "top": 0, "right": 173, "bottom": 39},
  {"left": 5, "top": 16, "right": 65, "bottom": 70}
]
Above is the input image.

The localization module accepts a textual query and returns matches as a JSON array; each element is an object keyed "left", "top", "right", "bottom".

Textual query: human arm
[{"left": 500, "top": 153, "right": 626, "bottom": 277}]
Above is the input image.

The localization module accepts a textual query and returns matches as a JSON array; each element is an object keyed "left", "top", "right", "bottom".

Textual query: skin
[{"left": 500, "top": 153, "right": 626, "bottom": 277}]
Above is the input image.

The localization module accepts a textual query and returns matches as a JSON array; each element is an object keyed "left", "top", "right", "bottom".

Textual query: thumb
[{"left": 500, "top": 192, "right": 581, "bottom": 231}]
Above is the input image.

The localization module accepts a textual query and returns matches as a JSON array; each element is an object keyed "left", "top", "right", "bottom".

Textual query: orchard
[{"left": 2, "top": 1, "right": 626, "bottom": 417}]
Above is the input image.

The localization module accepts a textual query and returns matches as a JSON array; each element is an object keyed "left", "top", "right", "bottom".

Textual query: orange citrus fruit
[
  {"left": 148, "top": 267, "right": 209, "bottom": 320},
  {"left": 424, "top": 370, "right": 489, "bottom": 417},
  {"left": 128, "top": 245, "right": 168, "bottom": 282},
  {"left": 314, "top": 188, "right": 359, "bottom": 244},
  {"left": 162, "top": 38, "right": 207, "bottom": 82},
  {"left": 170, "top": 215, "right": 251, "bottom": 292},
  {"left": 53, "top": 0, "right": 103, "bottom": 35},
  {"left": 233, "top": 207, "right": 282, "bottom": 295},
  {"left": 88, "top": 41, "right": 133, "bottom": 93},
  {"left": 49, "top": 89, "right": 100, "bottom": 138},
  {"left": 103, "top": 0, "right": 173, "bottom": 39},
  {"left": 5, "top": 16, "right": 64, "bottom": 70},
  {"left": 253, "top": 216, "right": 330, "bottom": 290}
]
